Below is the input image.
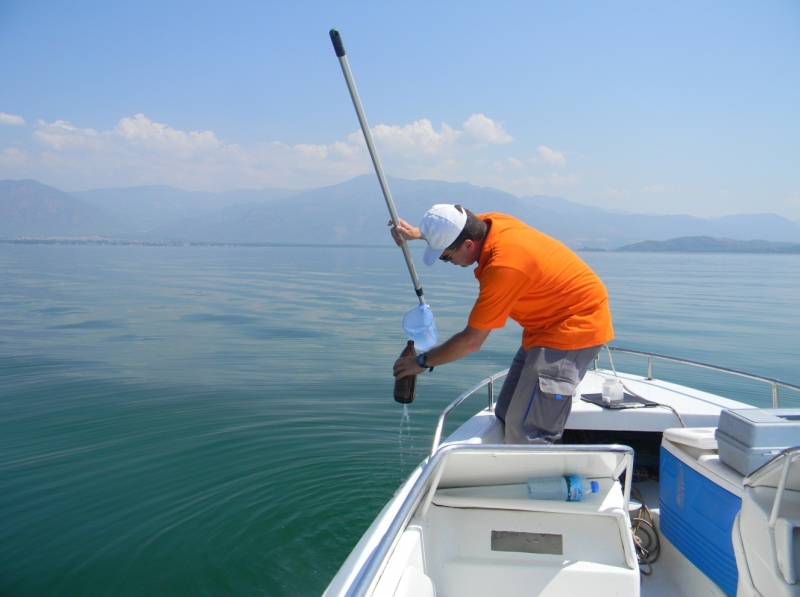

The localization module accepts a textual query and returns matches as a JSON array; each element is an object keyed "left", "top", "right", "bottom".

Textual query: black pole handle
[{"left": 329, "top": 29, "right": 346, "bottom": 57}]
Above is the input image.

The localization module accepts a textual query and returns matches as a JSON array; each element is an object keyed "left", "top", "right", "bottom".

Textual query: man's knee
[{"left": 494, "top": 345, "right": 529, "bottom": 422}]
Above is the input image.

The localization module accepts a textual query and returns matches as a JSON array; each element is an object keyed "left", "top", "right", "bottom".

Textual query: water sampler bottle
[
  {"left": 527, "top": 475, "right": 600, "bottom": 501},
  {"left": 393, "top": 340, "right": 417, "bottom": 404}
]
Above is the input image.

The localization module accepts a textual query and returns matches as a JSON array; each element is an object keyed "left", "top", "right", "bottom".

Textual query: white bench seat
[{"left": 420, "top": 476, "right": 638, "bottom": 597}]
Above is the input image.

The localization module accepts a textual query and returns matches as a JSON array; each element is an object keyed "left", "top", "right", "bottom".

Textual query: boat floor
[{"left": 633, "top": 481, "right": 714, "bottom": 597}]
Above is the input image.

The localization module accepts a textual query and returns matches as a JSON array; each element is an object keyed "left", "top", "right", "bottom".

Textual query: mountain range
[{"left": 2, "top": 177, "right": 800, "bottom": 250}]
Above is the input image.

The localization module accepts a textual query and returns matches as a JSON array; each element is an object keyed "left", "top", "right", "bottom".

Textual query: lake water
[{"left": 1, "top": 245, "right": 799, "bottom": 597}]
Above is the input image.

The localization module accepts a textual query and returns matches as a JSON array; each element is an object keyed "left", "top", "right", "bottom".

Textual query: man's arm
[{"left": 393, "top": 325, "right": 491, "bottom": 379}]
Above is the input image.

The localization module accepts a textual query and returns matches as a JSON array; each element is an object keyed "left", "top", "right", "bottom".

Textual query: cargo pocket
[{"left": 522, "top": 374, "right": 577, "bottom": 434}]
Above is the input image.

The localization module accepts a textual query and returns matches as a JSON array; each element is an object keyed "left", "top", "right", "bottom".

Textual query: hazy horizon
[{"left": 1, "top": 1, "right": 798, "bottom": 220}]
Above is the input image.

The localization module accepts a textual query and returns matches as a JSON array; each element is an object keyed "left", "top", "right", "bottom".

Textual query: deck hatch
[{"left": 491, "top": 531, "right": 563, "bottom": 555}]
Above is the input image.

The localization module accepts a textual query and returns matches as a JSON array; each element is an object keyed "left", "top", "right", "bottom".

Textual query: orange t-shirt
[{"left": 468, "top": 213, "right": 613, "bottom": 350}]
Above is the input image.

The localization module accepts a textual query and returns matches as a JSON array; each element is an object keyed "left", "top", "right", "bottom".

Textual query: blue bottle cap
[{"left": 590, "top": 480, "right": 600, "bottom": 493}]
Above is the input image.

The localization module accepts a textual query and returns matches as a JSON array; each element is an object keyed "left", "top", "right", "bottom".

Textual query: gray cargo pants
[{"left": 495, "top": 345, "right": 601, "bottom": 444}]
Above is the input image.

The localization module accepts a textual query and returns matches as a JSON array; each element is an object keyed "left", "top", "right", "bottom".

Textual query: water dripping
[{"left": 398, "top": 404, "right": 414, "bottom": 468}]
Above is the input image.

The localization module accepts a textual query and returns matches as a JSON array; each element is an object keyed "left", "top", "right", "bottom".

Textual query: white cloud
[
  {"left": 33, "top": 120, "right": 102, "bottom": 150},
  {"left": 368, "top": 113, "right": 511, "bottom": 158},
  {"left": 290, "top": 143, "right": 330, "bottom": 161},
  {"left": 113, "top": 114, "right": 219, "bottom": 155},
  {"left": 20, "top": 114, "right": 374, "bottom": 189},
  {"left": 600, "top": 188, "right": 629, "bottom": 197},
  {"left": 537, "top": 145, "right": 566, "bottom": 166},
  {"left": 462, "top": 113, "right": 513, "bottom": 144},
  {"left": 5, "top": 112, "right": 523, "bottom": 191},
  {"left": 548, "top": 172, "right": 580, "bottom": 186},
  {"left": 370, "top": 119, "right": 460, "bottom": 156},
  {"left": 0, "top": 147, "right": 28, "bottom": 165},
  {"left": 33, "top": 114, "right": 219, "bottom": 158},
  {"left": 0, "top": 113, "right": 25, "bottom": 126},
  {"left": 644, "top": 185, "right": 664, "bottom": 193}
]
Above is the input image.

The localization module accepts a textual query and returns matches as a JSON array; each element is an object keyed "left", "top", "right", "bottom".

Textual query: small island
[{"left": 614, "top": 236, "right": 800, "bottom": 253}]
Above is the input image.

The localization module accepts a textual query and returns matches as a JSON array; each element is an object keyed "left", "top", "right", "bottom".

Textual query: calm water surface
[{"left": 1, "top": 245, "right": 798, "bottom": 596}]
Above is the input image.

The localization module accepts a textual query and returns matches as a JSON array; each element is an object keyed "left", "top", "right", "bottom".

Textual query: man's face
[{"left": 442, "top": 239, "right": 476, "bottom": 267}]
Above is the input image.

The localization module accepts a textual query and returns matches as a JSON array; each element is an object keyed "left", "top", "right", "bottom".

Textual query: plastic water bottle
[
  {"left": 393, "top": 341, "right": 417, "bottom": 404},
  {"left": 526, "top": 475, "right": 600, "bottom": 501}
]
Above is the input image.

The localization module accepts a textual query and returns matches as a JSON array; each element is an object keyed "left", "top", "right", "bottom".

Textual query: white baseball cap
[{"left": 420, "top": 204, "right": 468, "bottom": 266}]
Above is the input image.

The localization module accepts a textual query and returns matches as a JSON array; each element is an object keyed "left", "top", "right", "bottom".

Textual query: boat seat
[
  {"left": 739, "top": 486, "right": 800, "bottom": 596},
  {"left": 418, "top": 478, "right": 640, "bottom": 597},
  {"left": 738, "top": 449, "right": 800, "bottom": 597}
]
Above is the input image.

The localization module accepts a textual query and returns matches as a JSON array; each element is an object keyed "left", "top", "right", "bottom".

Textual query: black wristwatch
[{"left": 416, "top": 352, "right": 434, "bottom": 372}]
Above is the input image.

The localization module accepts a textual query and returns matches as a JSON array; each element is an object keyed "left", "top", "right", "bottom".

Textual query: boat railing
[
  {"left": 430, "top": 347, "right": 800, "bottom": 456},
  {"left": 600, "top": 346, "right": 800, "bottom": 408},
  {"left": 430, "top": 369, "right": 509, "bottom": 456}
]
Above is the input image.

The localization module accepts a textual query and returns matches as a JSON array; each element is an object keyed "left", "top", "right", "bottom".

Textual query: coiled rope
[{"left": 630, "top": 486, "right": 661, "bottom": 574}]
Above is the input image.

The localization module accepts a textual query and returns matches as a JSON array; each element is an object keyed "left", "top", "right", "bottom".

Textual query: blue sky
[{"left": 1, "top": 0, "right": 798, "bottom": 219}]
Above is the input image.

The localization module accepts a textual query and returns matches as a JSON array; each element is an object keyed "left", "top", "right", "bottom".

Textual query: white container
[
  {"left": 402, "top": 304, "right": 438, "bottom": 351},
  {"left": 602, "top": 378, "right": 624, "bottom": 403}
]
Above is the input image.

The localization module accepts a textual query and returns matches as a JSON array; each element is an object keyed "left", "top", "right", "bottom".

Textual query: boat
[{"left": 322, "top": 346, "right": 800, "bottom": 597}]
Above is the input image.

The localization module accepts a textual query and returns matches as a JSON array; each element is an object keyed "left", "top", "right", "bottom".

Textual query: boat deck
[
  {"left": 324, "top": 356, "right": 800, "bottom": 597},
  {"left": 437, "top": 368, "right": 748, "bottom": 597}
]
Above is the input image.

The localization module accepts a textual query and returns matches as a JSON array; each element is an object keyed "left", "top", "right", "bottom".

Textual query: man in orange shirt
[{"left": 392, "top": 204, "right": 613, "bottom": 444}]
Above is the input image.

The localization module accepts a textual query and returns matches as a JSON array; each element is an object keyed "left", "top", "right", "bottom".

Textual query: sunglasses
[{"left": 439, "top": 244, "right": 459, "bottom": 262}]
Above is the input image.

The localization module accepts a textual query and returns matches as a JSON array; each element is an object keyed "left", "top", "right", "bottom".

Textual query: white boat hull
[{"left": 323, "top": 361, "right": 800, "bottom": 597}]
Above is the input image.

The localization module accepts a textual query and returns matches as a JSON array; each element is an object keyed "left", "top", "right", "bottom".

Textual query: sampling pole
[{"left": 329, "top": 28, "right": 425, "bottom": 306}]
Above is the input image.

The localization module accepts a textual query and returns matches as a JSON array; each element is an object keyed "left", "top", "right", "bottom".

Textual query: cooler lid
[
  {"left": 663, "top": 427, "right": 718, "bottom": 450},
  {"left": 719, "top": 408, "right": 800, "bottom": 448}
]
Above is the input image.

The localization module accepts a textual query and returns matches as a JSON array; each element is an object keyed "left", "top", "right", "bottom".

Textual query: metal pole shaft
[{"left": 331, "top": 30, "right": 425, "bottom": 304}]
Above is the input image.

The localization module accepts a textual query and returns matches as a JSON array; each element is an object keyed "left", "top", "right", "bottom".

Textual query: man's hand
[
  {"left": 389, "top": 218, "right": 423, "bottom": 247},
  {"left": 393, "top": 354, "right": 424, "bottom": 379},
  {"left": 392, "top": 326, "right": 491, "bottom": 379}
]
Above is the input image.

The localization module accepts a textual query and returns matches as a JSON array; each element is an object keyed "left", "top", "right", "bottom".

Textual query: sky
[{"left": 1, "top": 0, "right": 799, "bottom": 219}]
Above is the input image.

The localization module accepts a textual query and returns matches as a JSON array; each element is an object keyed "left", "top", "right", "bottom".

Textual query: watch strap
[{"left": 417, "top": 352, "right": 434, "bottom": 372}]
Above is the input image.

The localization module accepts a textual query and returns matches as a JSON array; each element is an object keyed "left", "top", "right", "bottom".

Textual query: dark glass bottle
[{"left": 393, "top": 340, "right": 417, "bottom": 404}]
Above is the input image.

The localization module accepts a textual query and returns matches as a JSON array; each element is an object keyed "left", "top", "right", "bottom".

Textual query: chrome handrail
[
  {"left": 768, "top": 449, "right": 800, "bottom": 530},
  {"left": 600, "top": 346, "right": 800, "bottom": 408},
  {"left": 430, "top": 369, "right": 509, "bottom": 456},
  {"left": 430, "top": 347, "right": 800, "bottom": 458}
]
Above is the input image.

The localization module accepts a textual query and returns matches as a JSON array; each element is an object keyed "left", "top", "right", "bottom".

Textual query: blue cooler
[{"left": 659, "top": 428, "right": 744, "bottom": 597}]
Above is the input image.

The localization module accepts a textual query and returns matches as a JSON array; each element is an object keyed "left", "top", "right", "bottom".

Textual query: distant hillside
[
  {"left": 71, "top": 185, "right": 298, "bottom": 233},
  {"left": 3, "top": 176, "right": 800, "bottom": 249},
  {"left": 153, "top": 175, "right": 800, "bottom": 248},
  {"left": 0, "top": 180, "right": 128, "bottom": 237},
  {"left": 617, "top": 236, "right": 800, "bottom": 253},
  {"left": 162, "top": 175, "right": 525, "bottom": 245}
]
